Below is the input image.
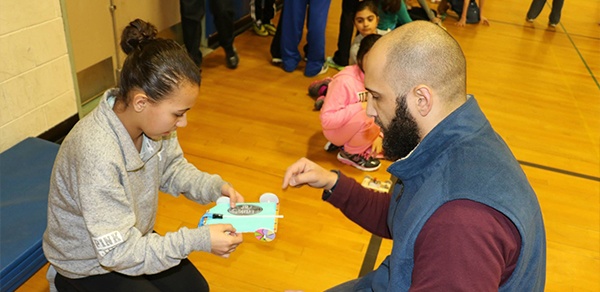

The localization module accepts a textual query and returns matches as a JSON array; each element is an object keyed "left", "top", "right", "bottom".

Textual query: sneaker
[
  {"left": 548, "top": 22, "right": 558, "bottom": 27},
  {"left": 526, "top": 18, "right": 535, "bottom": 23},
  {"left": 314, "top": 95, "right": 325, "bottom": 111},
  {"left": 326, "top": 57, "right": 345, "bottom": 71},
  {"left": 226, "top": 49, "right": 239, "bottom": 69},
  {"left": 271, "top": 58, "right": 282, "bottom": 66},
  {"left": 317, "top": 63, "right": 329, "bottom": 75},
  {"left": 253, "top": 23, "right": 269, "bottom": 36},
  {"left": 263, "top": 23, "right": 277, "bottom": 36},
  {"left": 324, "top": 141, "right": 341, "bottom": 152},
  {"left": 308, "top": 77, "right": 332, "bottom": 98},
  {"left": 337, "top": 150, "right": 381, "bottom": 172},
  {"left": 305, "top": 63, "right": 329, "bottom": 77}
]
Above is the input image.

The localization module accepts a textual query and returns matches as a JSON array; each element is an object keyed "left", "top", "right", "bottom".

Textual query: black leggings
[{"left": 54, "top": 258, "right": 209, "bottom": 292}]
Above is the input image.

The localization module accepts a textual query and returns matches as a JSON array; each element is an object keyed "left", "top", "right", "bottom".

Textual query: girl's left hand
[
  {"left": 455, "top": 19, "right": 467, "bottom": 27},
  {"left": 221, "top": 184, "right": 244, "bottom": 208},
  {"left": 479, "top": 16, "right": 489, "bottom": 26}
]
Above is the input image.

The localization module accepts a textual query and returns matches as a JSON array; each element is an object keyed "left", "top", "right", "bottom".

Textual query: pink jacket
[{"left": 320, "top": 65, "right": 379, "bottom": 153}]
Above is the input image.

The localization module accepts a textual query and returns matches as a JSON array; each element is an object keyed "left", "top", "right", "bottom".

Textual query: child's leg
[
  {"left": 548, "top": 0, "right": 564, "bottom": 24},
  {"left": 281, "top": 1, "right": 308, "bottom": 72},
  {"left": 343, "top": 117, "right": 381, "bottom": 155},
  {"left": 55, "top": 272, "right": 161, "bottom": 292},
  {"left": 334, "top": 116, "right": 382, "bottom": 172},
  {"left": 146, "top": 258, "right": 209, "bottom": 292},
  {"left": 270, "top": 3, "right": 284, "bottom": 59},
  {"left": 437, "top": 0, "right": 450, "bottom": 16},
  {"left": 264, "top": 0, "right": 276, "bottom": 24},
  {"left": 250, "top": 0, "right": 260, "bottom": 26},
  {"left": 526, "top": 0, "right": 547, "bottom": 21},
  {"left": 304, "top": 0, "right": 332, "bottom": 76},
  {"left": 448, "top": 0, "right": 464, "bottom": 18},
  {"left": 322, "top": 111, "right": 380, "bottom": 155}
]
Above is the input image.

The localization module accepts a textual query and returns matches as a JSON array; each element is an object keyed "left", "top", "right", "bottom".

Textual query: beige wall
[
  {"left": 0, "top": 0, "right": 182, "bottom": 152},
  {"left": 0, "top": 0, "right": 78, "bottom": 152}
]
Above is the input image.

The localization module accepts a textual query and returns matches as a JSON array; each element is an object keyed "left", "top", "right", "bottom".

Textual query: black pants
[
  {"left": 180, "top": 0, "right": 235, "bottom": 65},
  {"left": 54, "top": 258, "right": 208, "bottom": 292},
  {"left": 331, "top": 0, "right": 360, "bottom": 66},
  {"left": 269, "top": 3, "right": 283, "bottom": 59},
  {"left": 251, "top": 0, "right": 276, "bottom": 26}
]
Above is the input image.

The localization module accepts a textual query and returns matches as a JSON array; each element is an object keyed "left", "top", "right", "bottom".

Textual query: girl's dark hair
[
  {"left": 118, "top": 19, "right": 200, "bottom": 105},
  {"left": 377, "top": 0, "right": 401, "bottom": 14},
  {"left": 356, "top": 0, "right": 379, "bottom": 17},
  {"left": 357, "top": 34, "right": 382, "bottom": 71}
]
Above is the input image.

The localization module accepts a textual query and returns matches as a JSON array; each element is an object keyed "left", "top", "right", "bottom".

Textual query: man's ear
[
  {"left": 132, "top": 93, "right": 149, "bottom": 113},
  {"left": 414, "top": 85, "right": 433, "bottom": 117}
]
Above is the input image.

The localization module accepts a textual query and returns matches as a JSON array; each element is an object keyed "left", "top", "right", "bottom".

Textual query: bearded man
[{"left": 282, "top": 21, "right": 546, "bottom": 291}]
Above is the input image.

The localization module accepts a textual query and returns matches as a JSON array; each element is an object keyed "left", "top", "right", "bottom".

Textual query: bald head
[{"left": 368, "top": 21, "right": 467, "bottom": 104}]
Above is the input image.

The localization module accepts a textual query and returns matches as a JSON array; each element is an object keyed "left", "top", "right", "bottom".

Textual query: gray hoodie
[{"left": 43, "top": 89, "right": 225, "bottom": 278}]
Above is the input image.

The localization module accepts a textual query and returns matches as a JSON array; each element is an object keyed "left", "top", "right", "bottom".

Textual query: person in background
[
  {"left": 280, "top": 0, "right": 332, "bottom": 77},
  {"left": 526, "top": 0, "right": 564, "bottom": 27},
  {"left": 375, "top": 0, "right": 413, "bottom": 32},
  {"left": 180, "top": 0, "right": 240, "bottom": 69},
  {"left": 327, "top": 0, "right": 442, "bottom": 72},
  {"left": 348, "top": 1, "right": 385, "bottom": 65},
  {"left": 43, "top": 19, "right": 244, "bottom": 292},
  {"left": 309, "top": 0, "right": 384, "bottom": 110},
  {"left": 437, "top": 0, "right": 489, "bottom": 26},
  {"left": 327, "top": 0, "right": 362, "bottom": 71},
  {"left": 250, "top": 0, "right": 277, "bottom": 36},
  {"left": 405, "top": 0, "right": 443, "bottom": 26},
  {"left": 283, "top": 21, "right": 546, "bottom": 291},
  {"left": 319, "top": 34, "right": 383, "bottom": 172}
]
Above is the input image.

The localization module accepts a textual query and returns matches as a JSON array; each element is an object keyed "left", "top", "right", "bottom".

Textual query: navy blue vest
[{"left": 356, "top": 97, "right": 546, "bottom": 291}]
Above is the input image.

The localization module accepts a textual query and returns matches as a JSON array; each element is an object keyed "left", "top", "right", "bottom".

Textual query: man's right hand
[{"left": 282, "top": 157, "right": 339, "bottom": 191}]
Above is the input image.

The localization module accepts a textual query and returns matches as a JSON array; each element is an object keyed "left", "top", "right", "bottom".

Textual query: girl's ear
[{"left": 132, "top": 93, "right": 149, "bottom": 113}]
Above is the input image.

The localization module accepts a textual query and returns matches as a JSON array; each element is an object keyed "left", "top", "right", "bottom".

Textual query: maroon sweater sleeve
[
  {"left": 410, "top": 200, "right": 522, "bottom": 291},
  {"left": 325, "top": 172, "right": 392, "bottom": 238}
]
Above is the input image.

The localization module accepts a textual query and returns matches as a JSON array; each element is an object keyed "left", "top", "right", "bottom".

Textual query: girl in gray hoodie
[{"left": 43, "top": 19, "right": 243, "bottom": 292}]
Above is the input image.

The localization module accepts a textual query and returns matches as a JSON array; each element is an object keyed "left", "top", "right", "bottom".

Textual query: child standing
[
  {"left": 320, "top": 34, "right": 383, "bottom": 172},
  {"left": 526, "top": 0, "right": 564, "bottom": 27},
  {"left": 250, "top": 0, "right": 277, "bottom": 36},
  {"left": 311, "top": 1, "right": 383, "bottom": 108},
  {"left": 280, "top": 0, "right": 332, "bottom": 77},
  {"left": 43, "top": 19, "right": 243, "bottom": 291}
]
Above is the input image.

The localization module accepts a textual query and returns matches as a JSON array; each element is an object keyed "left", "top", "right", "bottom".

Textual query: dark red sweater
[{"left": 326, "top": 173, "right": 521, "bottom": 290}]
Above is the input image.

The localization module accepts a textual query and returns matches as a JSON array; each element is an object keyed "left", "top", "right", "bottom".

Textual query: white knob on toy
[
  {"left": 216, "top": 196, "right": 230, "bottom": 205},
  {"left": 260, "top": 193, "right": 279, "bottom": 203}
]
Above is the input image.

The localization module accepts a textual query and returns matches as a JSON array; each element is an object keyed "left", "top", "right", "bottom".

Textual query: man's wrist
[{"left": 322, "top": 170, "right": 340, "bottom": 200}]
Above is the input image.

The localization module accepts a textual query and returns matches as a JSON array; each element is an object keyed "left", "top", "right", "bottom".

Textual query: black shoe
[
  {"left": 189, "top": 52, "right": 202, "bottom": 68},
  {"left": 226, "top": 50, "right": 239, "bottom": 69},
  {"left": 324, "top": 141, "right": 341, "bottom": 152},
  {"left": 337, "top": 149, "right": 381, "bottom": 172}
]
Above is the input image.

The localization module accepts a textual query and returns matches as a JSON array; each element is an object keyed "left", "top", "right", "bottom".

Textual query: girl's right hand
[
  {"left": 371, "top": 136, "right": 383, "bottom": 156},
  {"left": 208, "top": 224, "right": 243, "bottom": 258}
]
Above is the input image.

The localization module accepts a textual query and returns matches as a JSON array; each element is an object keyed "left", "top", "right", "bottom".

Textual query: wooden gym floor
[{"left": 18, "top": 0, "right": 599, "bottom": 290}]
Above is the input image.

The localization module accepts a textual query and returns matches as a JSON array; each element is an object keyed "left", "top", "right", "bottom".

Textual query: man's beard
[{"left": 378, "top": 95, "right": 421, "bottom": 161}]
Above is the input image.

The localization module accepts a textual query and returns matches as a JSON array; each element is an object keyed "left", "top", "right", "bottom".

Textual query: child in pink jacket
[{"left": 319, "top": 34, "right": 382, "bottom": 171}]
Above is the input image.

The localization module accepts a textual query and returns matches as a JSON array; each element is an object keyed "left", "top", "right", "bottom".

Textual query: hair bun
[{"left": 120, "top": 19, "right": 158, "bottom": 55}]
